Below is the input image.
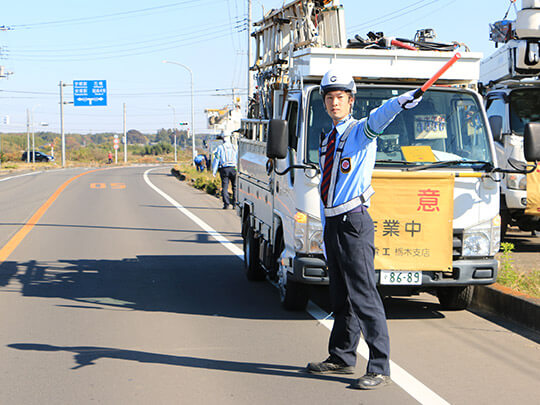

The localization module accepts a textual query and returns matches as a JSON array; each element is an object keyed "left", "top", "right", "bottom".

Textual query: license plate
[{"left": 380, "top": 270, "right": 421, "bottom": 285}]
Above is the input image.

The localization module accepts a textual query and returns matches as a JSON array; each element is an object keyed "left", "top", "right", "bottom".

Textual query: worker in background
[
  {"left": 194, "top": 153, "right": 206, "bottom": 172},
  {"left": 212, "top": 134, "right": 237, "bottom": 209},
  {"left": 306, "top": 69, "right": 422, "bottom": 390}
]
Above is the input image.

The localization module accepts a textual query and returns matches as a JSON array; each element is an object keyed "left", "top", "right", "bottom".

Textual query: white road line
[
  {"left": 144, "top": 167, "right": 450, "bottom": 405},
  {"left": 143, "top": 168, "right": 243, "bottom": 259},
  {"left": 306, "top": 302, "right": 450, "bottom": 405},
  {"left": 0, "top": 171, "right": 42, "bottom": 183}
]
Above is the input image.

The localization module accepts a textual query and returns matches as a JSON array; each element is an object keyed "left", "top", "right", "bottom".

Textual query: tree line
[{"left": 0, "top": 128, "right": 189, "bottom": 162}]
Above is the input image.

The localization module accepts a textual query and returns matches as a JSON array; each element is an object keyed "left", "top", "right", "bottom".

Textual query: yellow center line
[{"left": 0, "top": 168, "right": 103, "bottom": 263}]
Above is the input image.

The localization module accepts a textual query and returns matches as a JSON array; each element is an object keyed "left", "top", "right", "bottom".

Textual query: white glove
[{"left": 398, "top": 89, "right": 422, "bottom": 110}]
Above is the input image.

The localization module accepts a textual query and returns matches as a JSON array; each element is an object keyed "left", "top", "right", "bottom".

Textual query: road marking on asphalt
[
  {"left": 144, "top": 167, "right": 450, "bottom": 405},
  {"left": 0, "top": 171, "right": 43, "bottom": 183},
  {"left": 307, "top": 302, "right": 450, "bottom": 405},
  {"left": 143, "top": 168, "right": 244, "bottom": 259},
  {"left": 89, "top": 182, "right": 126, "bottom": 189},
  {"left": 0, "top": 168, "right": 103, "bottom": 263}
]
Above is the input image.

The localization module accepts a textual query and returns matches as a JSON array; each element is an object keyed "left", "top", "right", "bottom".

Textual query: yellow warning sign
[
  {"left": 525, "top": 165, "right": 540, "bottom": 216},
  {"left": 370, "top": 172, "right": 454, "bottom": 271},
  {"left": 401, "top": 145, "right": 437, "bottom": 162}
]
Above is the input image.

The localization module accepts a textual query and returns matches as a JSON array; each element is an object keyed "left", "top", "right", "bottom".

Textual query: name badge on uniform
[{"left": 340, "top": 157, "right": 351, "bottom": 174}]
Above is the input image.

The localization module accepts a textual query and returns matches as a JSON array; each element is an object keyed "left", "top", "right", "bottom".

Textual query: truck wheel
[
  {"left": 277, "top": 265, "right": 309, "bottom": 310},
  {"left": 501, "top": 211, "right": 510, "bottom": 240},
  {"left": 244, "top": 226, "right": 265, "bottom": 281},
  {"left": 437, "top": 286, "right": 474, "bottom": 310},
  {"left": 273, "top": 234, "right": 308, "bottom": 310}
]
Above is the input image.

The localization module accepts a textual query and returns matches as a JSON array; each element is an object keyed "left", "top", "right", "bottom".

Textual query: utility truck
[
  {"left": 237, "top": 0, "right": 540, "bottom": 310},
  {"left": 480, "top": 0, "right": 540, "bottom": 237}
]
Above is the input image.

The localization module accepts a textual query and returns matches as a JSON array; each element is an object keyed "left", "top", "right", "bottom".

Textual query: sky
[{"left": 0, "top": 0, "right": 518, "bottom": 136}]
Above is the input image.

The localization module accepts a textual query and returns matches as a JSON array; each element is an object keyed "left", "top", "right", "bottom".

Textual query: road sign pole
[{"left": 59, "top": 81, "right": 66, "bottom": 167}]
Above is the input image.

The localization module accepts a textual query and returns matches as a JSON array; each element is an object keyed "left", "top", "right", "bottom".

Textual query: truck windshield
[
  {"left": 509, "top": 88, "right": 540, "bottom": 136},
  {"left": 306, "top": 87, "right": 492, "bottom": 167}
]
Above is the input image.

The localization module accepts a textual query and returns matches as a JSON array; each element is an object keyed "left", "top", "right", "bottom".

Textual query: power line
[
  {"left": 0, "top": 88, "right": 247, "bottom": 98},
  {"left": 347, "top": 0, "right": 440, "bottom": 33},
  {"left": 7, "top": 0, "right": 220, "bottom": 30},
  {"left": 11, "top": 21, "right": 232, "bottom": 54},
  {"left": 392, "top": 0, "right": 458, "bottom": 33},
  {"left": 7, "top": 25, "right": 235, "bottom": 61}
]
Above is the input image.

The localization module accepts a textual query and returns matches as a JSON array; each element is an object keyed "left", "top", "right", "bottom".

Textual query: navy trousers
[
  {"left": 323, "top": 209, "right": 390, "bottom": 376},
  {"left": 219, "top": 167, "right": 236, "bottom": 206}
]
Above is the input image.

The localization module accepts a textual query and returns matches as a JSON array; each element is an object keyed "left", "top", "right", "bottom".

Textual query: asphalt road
[{"left": 0, "top": 166, "right": 539, "bottom": 404}]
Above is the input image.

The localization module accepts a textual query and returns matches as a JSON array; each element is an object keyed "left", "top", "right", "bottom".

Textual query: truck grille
[{"left": 453, "top": 231, "right": 463, "bottom": 258}]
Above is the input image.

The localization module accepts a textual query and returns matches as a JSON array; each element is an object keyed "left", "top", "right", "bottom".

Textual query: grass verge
[
  {"left": 171, "top": 163, "right": 221, "bottom": 196},
  {"left": 497, "top": 242, "right": 540, "bottom": 299}
]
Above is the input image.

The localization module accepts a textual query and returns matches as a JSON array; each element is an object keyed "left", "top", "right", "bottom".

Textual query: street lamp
[
  {"left": 162, "top": 60, "right": 195, "bottom": 162},
  {"left": 168, "top": 104, "right": 177, "bottom": 162}
]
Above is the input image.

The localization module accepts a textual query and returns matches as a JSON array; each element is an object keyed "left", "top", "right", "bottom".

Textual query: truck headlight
[
  {"left": 507, "top": 173, "right": 526, "bottom": 190},
  {"left": 294, "top": 211, "right": 323, "bottom": 254},
  {"left": 462, "top": 216, "right": 500, "bottom": 257}
]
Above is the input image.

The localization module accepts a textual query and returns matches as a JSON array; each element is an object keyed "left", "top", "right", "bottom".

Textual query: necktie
[{"left": 320, "top": 128, "right": 337, "bottom": 206}]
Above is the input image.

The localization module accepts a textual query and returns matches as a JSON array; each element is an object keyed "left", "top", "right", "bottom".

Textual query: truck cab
[
  {"left": 237, "top": 0, "right": 540, "bottom": 311},
  {"left": 480, "top": 0, "right": 540, "bottom": 236},
  {"left": 484, "top": 84, "right": 540, "bottom": 235}
]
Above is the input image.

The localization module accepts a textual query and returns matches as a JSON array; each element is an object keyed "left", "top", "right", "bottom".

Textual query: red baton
[{"left": 413, "top": 53, "right": 462, "bottom": 98}]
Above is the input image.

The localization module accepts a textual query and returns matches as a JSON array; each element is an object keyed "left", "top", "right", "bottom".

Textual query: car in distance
[{"left": 21, "top": 151, "right": 55, "bottom": 162}]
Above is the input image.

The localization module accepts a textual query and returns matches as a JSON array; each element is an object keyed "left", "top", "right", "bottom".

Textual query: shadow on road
[
  {"left": 0, "top": 254, "right": 447, "bottom": 321},
  {"left": 310, "top": 286, "right": 445, "bottom": 320},
  {"left": 7, "top": 343, "right": 352, "bottom": 385},
  {"left": 0, "top": 222, "right": 241, "bottom": 238},
  {"left": 1, "top": 255, "right": 307, "bottom": 320}
]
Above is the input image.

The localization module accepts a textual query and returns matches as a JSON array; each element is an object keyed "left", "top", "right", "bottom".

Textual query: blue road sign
[{"left": 73, "top": 80, "right": 107, "bottom": 106}]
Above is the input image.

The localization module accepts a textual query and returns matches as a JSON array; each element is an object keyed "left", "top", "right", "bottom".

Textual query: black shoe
[
  {"left": 222, "top": 204, "right": 229, "bottom": 209},
  {"left": 306, "top": 357, "right": 354, "bottom": 374},
  {"left": 351, "top": 373, "right": 391, "bottom": 390}
]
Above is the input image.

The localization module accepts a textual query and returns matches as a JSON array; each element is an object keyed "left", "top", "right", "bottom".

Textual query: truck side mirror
[
  {"left": 488, "top": 115, "right": 503, "bottom": 143},
  {"left": 267, "top": 119, "right": 288, "bottom": 159},
  {"left": 524, "top": 122, "right": 540, "bottom": 161}
]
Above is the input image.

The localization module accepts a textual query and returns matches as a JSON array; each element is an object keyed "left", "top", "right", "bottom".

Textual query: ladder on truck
[{"left": 249, "top": 0, "right": 345, "bottom": 119}]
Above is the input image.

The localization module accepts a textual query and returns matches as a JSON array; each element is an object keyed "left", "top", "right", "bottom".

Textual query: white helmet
[{"left": 320, "top": 69, "right": 357, "bottom": 96}]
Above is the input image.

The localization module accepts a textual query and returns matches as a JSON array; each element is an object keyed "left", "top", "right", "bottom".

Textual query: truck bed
[{"left": 290, "top": 47, "right": 482, "bottom": 85}]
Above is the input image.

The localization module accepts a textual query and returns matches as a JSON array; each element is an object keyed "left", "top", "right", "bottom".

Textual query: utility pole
[
  {"left": 31, "top": 110, "right": 35, "bottom": 163},
  {"left": 247, "top": 0, "right": 253, "bottom": 100},
  {"left": 26, "top": 109, "right": 30, "bottom": 162},
  {"left": 123, "top": 103, "right": 127, "bottom": 163},
  {"left": 168, "top": 104, "right": 178, "bottom": 162}
]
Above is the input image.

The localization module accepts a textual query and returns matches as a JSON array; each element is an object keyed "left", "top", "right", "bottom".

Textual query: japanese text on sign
[
  {"left": 370, "top": 172, "right": 454, "bottom": 271},
  {"left": 414, "top": 114, "right": 447, "bottom": 140}
]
